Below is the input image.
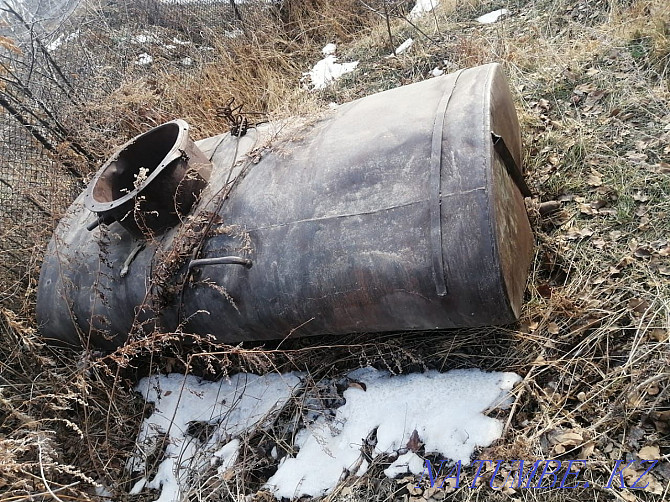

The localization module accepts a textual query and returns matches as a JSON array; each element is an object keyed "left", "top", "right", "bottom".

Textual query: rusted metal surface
[{"left": 37, "top": 63, "right": 534, "bottom": 349}]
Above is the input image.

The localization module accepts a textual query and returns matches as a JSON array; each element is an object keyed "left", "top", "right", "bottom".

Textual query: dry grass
[
  {"left": 1, "top": 0, "right": 669, "bottom": 500},
  {"left": 64, "top": 0, "right": 377, "bottom": 165}
]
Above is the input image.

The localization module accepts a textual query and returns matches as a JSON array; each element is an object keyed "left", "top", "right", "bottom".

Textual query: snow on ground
[
  {"left": 128, "top": 372, "right": 302, "bottom": 502},
  {"left": 129, "top": 367, "right": 519, "bottom": 501},
  {"left": 46, "top": 30, "right": 79, "bottom": 52},
  {"left": 266, "top": 368, "right": 520, "bottom": 498},
  {"left": 131, "top": 32, "right": 159, "bottom": 44},
  {"left": 476, "top": 8, "right": 511, "bottom": 24},
  {"left": 304, "top": 44, "right": 359, "bottom": 90},
  {"left": 135, "top": 53, "right": 153, "bottom": 65},
  {"left": 321, "top": 42, "right": 337, "bottom": 55},
  {"left": 409, "top": 0, "right": 439, "bottom": 20},
  {"left": 395, "top": 38, "right": 414, "bottom": 55}
]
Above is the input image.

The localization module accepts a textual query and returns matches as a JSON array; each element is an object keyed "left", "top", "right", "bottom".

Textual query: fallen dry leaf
[
  {"left": 565, "top": 228, "right": 594, "bottom": 240},
  {"left": 627, "top": 298, "right": 650, "bottom": 314},
  {"left": 536, "top": 283, "right": 552, "bottom": 298},
  {"left": 617, "top": 255, "right": 635, "bottom": 268},
  {"left": 584, "top": 89, "right": 607, "bottom": 108},
  {"left": 348, "top": 380, "right": 367, "bottom": 392},
  {"left": 626, "top": 151, "right": 648, "bottom": 163},
  {"left": 586, "top": 170, "right": 603, "bottom": 186},
  {"left": 555, "top": 431, "right": 583, "bottom": 446},
  {"left": 406, "top": 479, "right": 423, "bottom": 496},
  {"left": 539, "top": 200, "right": 561, "bottom": 216},
  {"left": 633, "top": 246, "right": 653, "bottom": 259},
  {"left": 649, "top": 328, "right": 669, "bottom": 342},
  {"left": 650, "top": 410, "right": 670, "bottom": 434},
  {"left": 547, "top": 322, "right": 560, "bottom": 335},
  {"left": 638, "top": 445, "right": 661, "bottom": 460},
  {"left": 579, "top": 203, "right": 598, "bottom": 216},
  {"left": 623, "top": 466, "right": 663, "bottom": 495},
  {"left": 575, "top": 82, "right": 598, "bottom": 94},
  {"left": 592, "top": 238, "right": 607, "bottom": 249},
  {"left": 406, "top": 429, "right": 422, "bottom": 453},
  {"left": 533, "top": 355, "right": 547, "bottom": 365},
  {"left": 646, "top": 384, "right": 660, "bottom": 396},
  {"left": 581, "top": 441, "right": 595, "bottom": 457}
]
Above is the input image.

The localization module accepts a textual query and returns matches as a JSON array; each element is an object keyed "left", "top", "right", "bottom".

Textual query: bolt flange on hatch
[{"left": 84, "top": 119, "right": 212, "bottom": 238}]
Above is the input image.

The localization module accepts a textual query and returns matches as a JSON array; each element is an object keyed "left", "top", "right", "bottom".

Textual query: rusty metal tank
[{"left": 36, "top": 63, "right": 534, "bottom": 349}]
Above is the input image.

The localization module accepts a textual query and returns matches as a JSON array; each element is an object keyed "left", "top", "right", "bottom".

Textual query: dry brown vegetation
[{"left": 1, "top": 0, "right": 669, "bottom": 500}]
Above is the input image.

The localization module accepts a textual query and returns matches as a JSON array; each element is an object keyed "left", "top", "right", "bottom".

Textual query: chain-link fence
[{"left": 0, "top": 0, "right": 261, "bottom": 308}]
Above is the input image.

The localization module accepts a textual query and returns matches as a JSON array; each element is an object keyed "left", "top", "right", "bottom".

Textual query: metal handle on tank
[
  {"left": 491, "top": 132, "right": 532, "bottom": 198},
  {"left": 188, "top": 256, "right": 253, "bottom": 270},
  {"left": 86, "top": 214, "right": 116, "bottom": 231}
]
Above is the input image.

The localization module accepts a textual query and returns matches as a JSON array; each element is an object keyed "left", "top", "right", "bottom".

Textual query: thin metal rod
[
  {"left": 86, "top": 214, "right": 114, "bottom": 231},
  {"left": 188, "top": 256, "right": 253, "bottom": 270},
  {"left": 491, "top": 132, "right": 533, "bottom": 197}
]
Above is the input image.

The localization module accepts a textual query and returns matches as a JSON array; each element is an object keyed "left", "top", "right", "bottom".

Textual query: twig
[
  {"left": 37, "top": 437, "right": 67, "bottom": 502},
  {"left": 382, "top": 0, "right": 395, "bottom": 55}
]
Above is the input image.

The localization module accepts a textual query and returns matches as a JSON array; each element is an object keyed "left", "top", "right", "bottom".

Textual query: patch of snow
[
  {"left": 431, "top": 67, "right": 444, "bottom": 77},
  {"left": 128, "top": 368, "right": 520, "bottom": 501},
  {"left": 129, "top": 477, "right": 147, "bottom": 495},
  {"left": 395, "top": 38, "right": 413, "bottom": 55},
  {"left": 164, "top": 44, "right": 176, "bottom": 50},
  {"left": 172, "top": 37, "right": 191, "bottom": 45},
  {"left": 127, "top": 373, "right": 302, "bottom": 502},
  {"left": 409, "top": 0, "right": 439, "bottom": 20},
  {"left": 94, "top": 483, "right": 113, "bottom": 499},
  {"left": 384, "top": 452, "right": 425, "bottom": 478},
  {"left": 322, "top": 43, "right": 337, "bottom": 55},
  {"left": 212, "top": 438, "right": 240, "bottom": 474},
  {"left": 181, "top": 57, "right": 193, "bottom": 66},
  {"left": 265, "top": 367, "right": 520, "bottom": 499},
  {"left": 305, "top": 55, "right": 359, "bottom": 90},
  {"left": 443, "top": 60, "right": 459, "bottom": 72},
  {"left": 476, "top": 8, "right": 511, "bottom": 24},
  {"left": 224, "top": 29, "right": 244, "bottom": 38},
  {"left": 135, "top": 53, "right": 153, "bottom": 65},
  {"left": 46, "top": 31, "right": 79, "bottom": 52},
  {"left": 132, "top": 33, "right": 156, "bottom": 44}
]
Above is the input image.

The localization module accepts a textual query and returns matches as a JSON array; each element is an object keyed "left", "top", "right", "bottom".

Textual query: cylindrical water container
[{"left": 37, "top": 63, "right": 534, "bottom": 349}]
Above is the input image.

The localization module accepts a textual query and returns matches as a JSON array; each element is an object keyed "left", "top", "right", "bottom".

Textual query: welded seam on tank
[
  {"left": 429, "top": 70, "right": 463, "bottom": 297},
  {"left": 244, "top": 199, "right": 427, "bottom": 232},
  {"left": 441, "top": 186, "right": 486, "bottom": 198}
]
